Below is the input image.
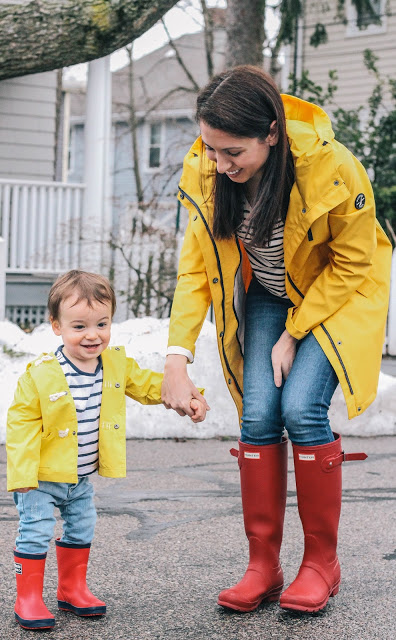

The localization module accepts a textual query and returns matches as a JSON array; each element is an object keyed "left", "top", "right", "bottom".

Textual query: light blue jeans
[
  {"left": 14, "top": 477, "right": 97, "bottom": 554},
  {"left": 241, "top": 277, "right": 339, "bottom": 447}
]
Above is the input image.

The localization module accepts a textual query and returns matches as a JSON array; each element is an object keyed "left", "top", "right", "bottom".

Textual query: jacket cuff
[
  {"left": 8, "top": 481, "right": 39, "bottom": 493},
  {"left": 285, "top": 308, "right": 309, "bottom": 341},
  {"left": 166, "top": 346, "right": 194, "bottom": 363}
]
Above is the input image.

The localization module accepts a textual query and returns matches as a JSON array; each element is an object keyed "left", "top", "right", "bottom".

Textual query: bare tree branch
[
  {"left": 137, "top": 86, "right": 197, "bottom": 122},
  {"left": 161, "top": 18, "right": 200, "bottom": 91},
  {"left": 111, "top": 238, "right": 175, "bottom": 308}
]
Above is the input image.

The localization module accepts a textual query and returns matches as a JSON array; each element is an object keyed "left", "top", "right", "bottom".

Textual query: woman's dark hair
[{"left": 196, "top": 65, "right": 294, "bottom": 246}]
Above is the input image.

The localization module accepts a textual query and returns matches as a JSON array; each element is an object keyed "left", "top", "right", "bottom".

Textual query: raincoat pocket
[{"left": 356, "top": 276, "right": 378, "bottom": 298}]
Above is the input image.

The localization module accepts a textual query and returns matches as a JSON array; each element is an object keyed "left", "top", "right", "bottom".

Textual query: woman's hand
[
  {"left": 271, "top": 330, "right": 298, "bottom": 388},
  {"left": 162, "top": 354, "right": 211, "bottom": 417}
]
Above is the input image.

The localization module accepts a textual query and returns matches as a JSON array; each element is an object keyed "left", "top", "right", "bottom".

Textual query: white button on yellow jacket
[
  {"left": 169, "top": 95, "right": 392, "bottom": 423},
  {"left": 6, "top": 346, "right": 163, "bottom": 492}
]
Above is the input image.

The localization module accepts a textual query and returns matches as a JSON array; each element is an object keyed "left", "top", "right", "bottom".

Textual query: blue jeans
[
  {"left": 14, "top": 477, "right": 97, "bottom": 554},
  {"left": 241, "top": 278, "right": 339, "bottom": 447}
]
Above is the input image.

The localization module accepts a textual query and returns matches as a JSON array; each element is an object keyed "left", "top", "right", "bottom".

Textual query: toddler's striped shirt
[{"left": 55, "top": 346, "right": 102, "bottom": 476}]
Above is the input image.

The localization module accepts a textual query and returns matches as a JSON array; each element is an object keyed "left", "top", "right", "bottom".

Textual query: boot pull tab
[
  {"left": 322, "top": 450, "right": 368, "bottom": 471},
  {"left": 230, "top": 447, "right": 242, "bottom": 468}
]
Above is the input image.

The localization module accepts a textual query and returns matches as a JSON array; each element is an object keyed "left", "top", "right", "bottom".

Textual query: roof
[
  {"left": 69, "top": 28, "right": 226, "bottom": 120},
  {"left": 113, "top": 29, "right": 227, "bottom": 115}
]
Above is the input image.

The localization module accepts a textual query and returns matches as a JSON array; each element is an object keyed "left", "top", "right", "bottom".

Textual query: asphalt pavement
[
  {"left": 1, "top": 355, "right": 395, "bottom": 640},
  {"left": 0, "top": 430, "right": 395, "bottom": 640},
  {"left": 380, "top": 355, "right": 396, "bottom": 377}
]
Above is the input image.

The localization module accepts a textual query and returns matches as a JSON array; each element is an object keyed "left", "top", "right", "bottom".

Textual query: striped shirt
[
  {"left": 237, "top": 200, "right": 289, "bottom": 299},
  {"left": 55, "top": 347, "right": 102, "bottom": 477}
]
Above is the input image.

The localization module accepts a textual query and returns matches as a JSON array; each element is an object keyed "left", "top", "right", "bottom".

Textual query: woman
[{"left": 161, "top": 66, "right": 391, "bottom": 613}]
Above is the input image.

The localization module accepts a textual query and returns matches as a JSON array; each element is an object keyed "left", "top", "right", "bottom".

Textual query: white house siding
[
  {"left": 301, "top": 0, "right": 396, "bottom": 111},
  {"left": 0, "top": 72, "right": 58, "bottom": 180}
]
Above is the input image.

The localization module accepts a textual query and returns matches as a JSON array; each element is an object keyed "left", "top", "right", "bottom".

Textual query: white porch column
[
  {"left": 81, "top": 56, "right": 112, "bottom": 274},
  {"left": 0, "top": 237, "right": 6, "bottom": 320}
]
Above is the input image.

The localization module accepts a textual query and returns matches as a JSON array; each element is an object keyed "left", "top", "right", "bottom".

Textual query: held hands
[
  {"left": 271, "top": 329, "right": 298, "bottom": 388},
  {"left": 16, "top": 488, "right": 35, "bottom": 493},
  {"left": 190, "top": 397, "right": 208, "bottom": 423},
  {"left": 162, "top": 354, "right": 210, "bottom": 422}
]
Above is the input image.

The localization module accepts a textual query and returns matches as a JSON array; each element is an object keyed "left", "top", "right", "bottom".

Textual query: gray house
[
  {"left": 0, "top": 72, "right": 59, "bottom": 181},
  {"left": 64, "top": 20, "right": 229, "bottom": 321},
  {"left": 0, "top": 69, "right": 67, "bottom": 327},
  {"left": 287, "top": 0, "right": 395, "bottom": 111},
  {"left": 67, "top": 23, "right": 228, "bottom": 214},
  {"left": 0, "top": 10, "right": 230, "bottom": 327}
]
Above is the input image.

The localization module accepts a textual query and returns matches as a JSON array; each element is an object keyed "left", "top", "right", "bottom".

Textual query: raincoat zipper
[{"left": 178, "top": 187, "right": 243, "bottom": 398}]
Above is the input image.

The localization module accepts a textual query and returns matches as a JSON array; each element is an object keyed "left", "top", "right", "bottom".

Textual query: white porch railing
[{"left": 0, "top": 178, "right": 85, "bottom": 272}]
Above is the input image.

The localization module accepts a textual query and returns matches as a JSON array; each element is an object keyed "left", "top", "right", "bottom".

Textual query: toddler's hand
[
  {"left": 16, "top": 488, "right": 35, "bottom": 493},
  {"left": 190, "top": 397, "right": 208, "bottom": 423}
]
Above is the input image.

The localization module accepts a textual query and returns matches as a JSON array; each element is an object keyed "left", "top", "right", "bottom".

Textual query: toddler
[{"left": 7, "top": 270, "right": 206, "bottom": 630}]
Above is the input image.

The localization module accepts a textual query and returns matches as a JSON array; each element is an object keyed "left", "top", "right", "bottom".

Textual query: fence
[
  {"left": 0, "top": 178, "right": 85, "bottom": 273},
  {"left": 0, "top": 179, "right": 183, "bottom": 326}
]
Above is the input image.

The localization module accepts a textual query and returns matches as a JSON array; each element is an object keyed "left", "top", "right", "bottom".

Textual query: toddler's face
[{"left": 51, "top": 296, "right": 112, "bottom": 371}]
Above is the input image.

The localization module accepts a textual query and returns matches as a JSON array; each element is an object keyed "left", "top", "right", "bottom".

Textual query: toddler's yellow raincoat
[{"left": 7, "top": 346, "right": 163, "bottom": 491}]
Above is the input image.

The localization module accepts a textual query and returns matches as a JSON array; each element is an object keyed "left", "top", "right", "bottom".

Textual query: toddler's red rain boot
[
  {"left": 217, "top": 437, "right": 288, "bottom": 612},
  {"left": 280, "top": 433, "right": 367, "bottom": 613},
  {"left": 14, "top": 549, "right": 55, "bottom": 629},
  {"left": 56, "top": 539, "right": 106, "bottom": 616}
]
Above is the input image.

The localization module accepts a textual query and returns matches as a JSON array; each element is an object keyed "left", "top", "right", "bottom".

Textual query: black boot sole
[{"left": 58, "top": 600, "right": 106, "bottom": 616}]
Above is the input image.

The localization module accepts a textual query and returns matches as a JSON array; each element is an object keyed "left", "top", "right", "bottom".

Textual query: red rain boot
[
  {"left": 280, "top": 433, "right": 367, "bottom": 612},
  {"left": 14, "top": 550, "right": 55, "bottom": 629},
  {"left": 217, "top": 437, "right": 288, "bottom": 612},
  {"left": 56, "top": 540, "right": 106, "bottom": 616}
]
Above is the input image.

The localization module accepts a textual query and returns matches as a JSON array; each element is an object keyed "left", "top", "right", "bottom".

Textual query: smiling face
[
  {"left": 200, "top": 120, "right": 278, "bottom": 195},
  {"left": 51, "top": 295, "right": 112, "bottom": 372}
]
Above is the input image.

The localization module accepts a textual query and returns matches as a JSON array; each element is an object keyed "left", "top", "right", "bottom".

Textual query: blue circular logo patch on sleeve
[{"left": 355, "top": 193, "right": 365, "bottom": 209}]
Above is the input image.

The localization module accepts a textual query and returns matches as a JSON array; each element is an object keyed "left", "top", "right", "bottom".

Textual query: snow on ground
[{"left": 0, "top": 318, "right": 395, "bottom": 444}]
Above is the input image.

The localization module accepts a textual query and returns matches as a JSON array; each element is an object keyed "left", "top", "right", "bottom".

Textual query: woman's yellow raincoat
[
  {"left": 168, "top": 95, "right": 392, "bottom": 422},
  {"left": 7, "top": 346, "right": 163, "bottom": 492}
]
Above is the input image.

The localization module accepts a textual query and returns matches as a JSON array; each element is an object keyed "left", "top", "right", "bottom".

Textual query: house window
[
  {"left": 148, "top": 122, "right": 163, "bottom": 169},
  {"left": 346, "top": 0, "right": 386, "bottom": 37}
]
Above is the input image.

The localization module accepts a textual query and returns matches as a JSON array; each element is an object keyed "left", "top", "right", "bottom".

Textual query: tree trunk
[
  {"left": 200, "top": 0, "right": 214, "bottom": 79},
  {"left": 0, "top": 0, "right": 180, "bottom": 81},
  {"left": 225, "top": 0, "right": 266, "bottom": 69}
]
